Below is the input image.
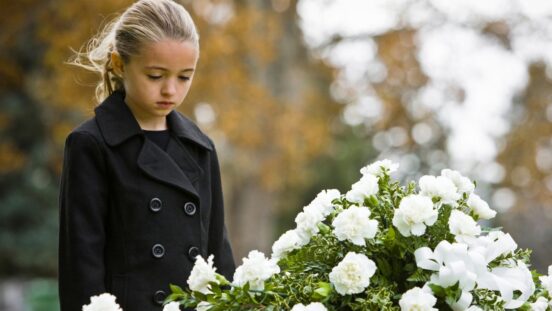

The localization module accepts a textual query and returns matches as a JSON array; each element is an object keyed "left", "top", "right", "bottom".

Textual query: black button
[
  {"left": 149, "top": 198, "right": 162, "bottom": 212},
  {"left": 183, "top": 202, "right": 197, "bottom": 216},
  {"left": 187, "top": 246, "right": 200, "bottom": 261},
  {"left": 153, "top": 290, "right": 166, "bottom": 305},
  {"left": 152, "top": 244, "right": 165, "bottom": 258}
]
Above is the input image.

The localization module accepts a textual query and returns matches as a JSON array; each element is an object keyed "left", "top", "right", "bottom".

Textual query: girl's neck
[{"left": 137, "top": 118, "right": 168, "bottom": 131}]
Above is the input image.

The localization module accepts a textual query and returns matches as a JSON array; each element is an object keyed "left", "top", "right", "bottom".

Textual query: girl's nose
[{"left": 161, "top": 79, "right": 177, "bottom": 96}]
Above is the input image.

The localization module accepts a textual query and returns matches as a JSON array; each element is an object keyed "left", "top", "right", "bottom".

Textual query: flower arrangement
[
  {"left": 84, "top": 160, "right": 552, "bottom": 310},
  {"left": 166, "top": 160, "right": 552, "bottom": 310}
]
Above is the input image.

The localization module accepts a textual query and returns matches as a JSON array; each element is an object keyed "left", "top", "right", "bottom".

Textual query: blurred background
[{"left": 1, "top": 0, "right": 552, "bottom": 309}]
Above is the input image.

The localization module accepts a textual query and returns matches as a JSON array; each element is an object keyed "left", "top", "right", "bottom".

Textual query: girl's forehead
[{"left": 133, "top": 39, "right": 198, "bottom": 70}]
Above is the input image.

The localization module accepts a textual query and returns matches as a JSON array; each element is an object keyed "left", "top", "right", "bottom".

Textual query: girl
[{"left": 58, "top": 1, "right": 235, "bottom": 310}]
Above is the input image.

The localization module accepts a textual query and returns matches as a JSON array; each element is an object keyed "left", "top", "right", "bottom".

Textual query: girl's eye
[
  {"left": 147, "top": 75, "right": 162, "bottom": 80},
  {"left": 179, "top": 76, "right": 191, "bottom": 81}
]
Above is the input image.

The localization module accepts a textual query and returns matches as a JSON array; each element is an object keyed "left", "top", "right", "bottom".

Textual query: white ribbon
[{"left": 414, "top": 238, "right": 534, "bottom": 310}]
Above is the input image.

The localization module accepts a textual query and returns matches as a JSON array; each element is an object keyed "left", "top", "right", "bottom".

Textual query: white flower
[
  {"left": 196, "top": 301, "right": 212, "bottom": 311},
  {"left": 530, "top": 297, "right": 549, "bottom": 311},
  {"left": 360, "top": 159, "right": 399, "bottom": 177},
  {"left": 271, "top": 229, "right": 302, "bottom": 260},
  {"left": 467, "top": 193, "right": 496, "bottom": 220},
  {"left": 329, "top": 252, "right": 376, "bottom": 295},
  {"left": 162, "top": 302, "right": 181, "bottom": 311},
  {"left": 538, "top": 265, "right": 552, "bottom": 293},
  {"left": 398, "top": 287, "right": 438, "bottom": 311},
  {"left": 466, "top": 306, "right": 483, "bottom": 311},
  {"left": 295, "top": 205, "right": 325, "bottom": 244},
  {"left": 233, "top": 250, "right": 280, "bottom": 290},
  {"left": 441, "top": 169, "right": 474, "bottom": 195},
  {"left": 345, "top": 174, "right": 379, "bottom": 204},
  {"left": 419, "top": 175, "right": 460, "bottom": 205},
  {"left": 332, "top": 206, "right": 378, "bottom": 246},
  {"left": 448, "top": 210, "right": 481, "bottom": 243},
  {"left": 290, "top": 302, "right": 328, "bottom": 311},
  {"left": 392, "top": 195, "right": 437, "bottom": 237},
  {"left": 309, "top": 189, "right": 341, "bottom": 216},
  {"left": 187, "top": 255, "right": 218, "bottom": 294},
  {"left": 82, "top": 293, "right": 122, "bottom": 311}
]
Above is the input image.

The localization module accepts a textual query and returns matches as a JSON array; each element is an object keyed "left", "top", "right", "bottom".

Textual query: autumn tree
[{"left": 496, "top": 63, "right": 552, "bottom": 272}]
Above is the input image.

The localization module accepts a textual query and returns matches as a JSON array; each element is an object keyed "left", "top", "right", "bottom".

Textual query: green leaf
[
  {"left": 169, "top": 283, "right": 185, "bottom": 295},
  {"left": 428, "top": 284, "right": 446, "bottom": 298},
  {"left": 215, "top": 273, "right": 230, "bottom": 286},
  {"left": 165, "top": 293, "right": 182, "bottom": 302},
  {"left": 312, "top": 282, "right": 332, "bottom": 299},
  {"left": 406, "top": 269, "right": 430, "bottom": 283},
  {"left": 368, "top": 195, "right": 379, "bottom": 208},
  {"left": 318, "top": 222, "right": 331, "bottom": 234},
  {"left": 376, "top": 258, "right": 392, "bottom": 277}
]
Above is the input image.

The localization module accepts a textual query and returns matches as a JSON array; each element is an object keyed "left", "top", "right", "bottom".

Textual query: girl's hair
[{"left": 68, "top": 0, "right": 199, "bottom": 103}]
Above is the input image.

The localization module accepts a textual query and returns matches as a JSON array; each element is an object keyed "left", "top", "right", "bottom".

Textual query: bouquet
[{"left": 166, "top": 160, "right": 552, "bottom": 310}]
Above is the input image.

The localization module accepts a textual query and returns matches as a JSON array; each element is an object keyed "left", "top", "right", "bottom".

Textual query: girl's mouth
[{"left": 156, "top": 101, "right": 174, "bottom": 108}]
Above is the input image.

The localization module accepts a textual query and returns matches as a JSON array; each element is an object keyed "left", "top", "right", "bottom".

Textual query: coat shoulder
[{"left": 65, "top": 117, "right": 105, "bottom": 146}]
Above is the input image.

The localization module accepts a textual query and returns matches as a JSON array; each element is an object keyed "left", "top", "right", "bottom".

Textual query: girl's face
[{"left": 112, "top": 39, "right": 199, "bottom": 129}]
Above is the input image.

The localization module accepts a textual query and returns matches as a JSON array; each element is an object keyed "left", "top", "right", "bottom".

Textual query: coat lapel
[
  {"left": 165, "top": 134, "right": 203, "bottom": 182},
  {"left": 136, "top": 136, "right": 200, "bottom": 198},
  {"left": 94, "top": 90, "right": 211, "bottom": 199}
]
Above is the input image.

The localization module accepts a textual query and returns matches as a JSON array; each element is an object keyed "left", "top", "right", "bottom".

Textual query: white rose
[
  {"left": 290, "top": 302, "right": 328, "bottom": 311},
  {"left": 538, "top": 265, "right": 552, "bottom": 293},
  {"left": 82, "top": 293, "right": 122, "bottom": 311},
  {"left": 309, "top": 189, "right": 341, "bottom": 216},
  {"left": 419, "top": 175, "right": 460, "bottom": 205},
  {"left": 392, "top": 195, "right": 437, "bottom": 237},
  {"left": 346, "top": 174, "right": 379, "bottom": 204},
  {"left": 295, "top": 205, "right": 325, "bottom": 244},
  {"left": 271, "top": 229, "right": 302, "bottom": 260},
  {"left": 398, "top": 287, "right": 438, "bottom": 311},
  {"left": 360, "top": 159, "right": 399, "bottom": 177},
  {"left": 162, "top": 302, "right": 180, "bottom": 311},
  {"left": 467, "top": 193, "right": 496, "bottom": 220},
  {"left": 332, "top": 206, "right": 378, "bottom": 246},
  {"left": 187, "top": 255, "right": 218, "bottom": 294},
  {"left": 449, "top": 210, "right": 481, "bottom": 243},
  {"left": 329, "top": 252, "right": 376, "bottom": 295},
  {"left": 441, "top": 169, "right": 474, "bottom": 195},
  {"left": 530, "top": 297, "right": 549, "bottom": 311},
  {"left": 233, "top": 250, "right": 280, "bottom": 290}
]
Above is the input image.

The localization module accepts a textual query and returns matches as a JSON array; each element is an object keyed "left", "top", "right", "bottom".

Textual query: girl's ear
[{"left": 111, "top": 52, "right": 125, "bottom": 77}]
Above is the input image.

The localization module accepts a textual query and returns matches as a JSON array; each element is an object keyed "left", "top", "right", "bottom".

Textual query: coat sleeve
[
  {"left": 58, "top": 131, "right": 109, "bottom": 310},
  {"left": 207, "top": 143, "right": 236, "bottom": 281}
]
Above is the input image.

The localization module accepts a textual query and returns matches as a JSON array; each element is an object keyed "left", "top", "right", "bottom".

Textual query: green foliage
[
  {"left": 166, "top": 167, "right": 551, "bottom": 310},
  {"left": 472, "top": 289, "right": 506, "bottom": 310}
]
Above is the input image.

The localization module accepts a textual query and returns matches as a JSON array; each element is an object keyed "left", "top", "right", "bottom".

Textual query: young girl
[{"left": 58, "top": 1, "right": 235, "bottom": 310}]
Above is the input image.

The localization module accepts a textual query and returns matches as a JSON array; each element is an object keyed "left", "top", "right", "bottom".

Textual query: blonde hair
[{"left": 68, "top": 0, "right": 199, "bottom": 103}]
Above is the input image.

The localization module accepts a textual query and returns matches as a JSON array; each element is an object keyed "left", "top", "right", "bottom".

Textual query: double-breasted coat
[{"left": 58, "top": 90, "right": 235, "bottom": 311}]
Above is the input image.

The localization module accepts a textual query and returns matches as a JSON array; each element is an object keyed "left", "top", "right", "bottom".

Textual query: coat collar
[{"left": 94, "top": 90, "right": 212, "bottom": 151}]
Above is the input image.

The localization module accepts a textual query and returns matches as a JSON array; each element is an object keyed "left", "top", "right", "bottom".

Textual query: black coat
[{"left": 58, "top": 90, "right": 235, "bottom": 311}]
